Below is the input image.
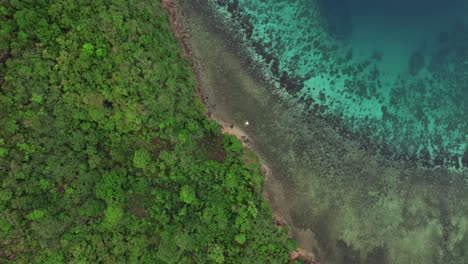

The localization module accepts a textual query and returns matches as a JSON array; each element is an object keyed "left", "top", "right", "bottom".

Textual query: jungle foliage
[{"left": 0, "top": 0, "right": 294, "bottom": 262}]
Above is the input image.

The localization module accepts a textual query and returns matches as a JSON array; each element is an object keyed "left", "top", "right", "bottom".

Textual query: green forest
[{"left": 0, "top": 0, "right": 295, "bottom": 262}]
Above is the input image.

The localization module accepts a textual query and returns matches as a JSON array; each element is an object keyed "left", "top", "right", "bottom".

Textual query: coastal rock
[{"left": 289, "top": 248, "right": 317, "bottom": 264}]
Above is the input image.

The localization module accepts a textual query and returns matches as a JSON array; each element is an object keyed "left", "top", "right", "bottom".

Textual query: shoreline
[
  {"left": 161, "top": 0, "right": 253, "bottom": 148},
  {"left": 161, "top": 0, "right": 263, "bottom": 175},
  {"left": 161, "top": 1, "right": 316, "bottom": 263}
]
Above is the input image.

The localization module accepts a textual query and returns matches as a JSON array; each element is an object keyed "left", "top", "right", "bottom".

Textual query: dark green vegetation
[{"left": 0, "top": 0, "right": 294, "bottom": 262}]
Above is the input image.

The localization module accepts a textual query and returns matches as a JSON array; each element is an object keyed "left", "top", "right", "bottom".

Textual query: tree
[{"left": 133, "top": 149, "right": 151, "bottom": 169}]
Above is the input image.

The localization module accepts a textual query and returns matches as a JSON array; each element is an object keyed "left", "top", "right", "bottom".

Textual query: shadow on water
[{"left": 176, "top": 1, "right": 468, "bottom": 263}]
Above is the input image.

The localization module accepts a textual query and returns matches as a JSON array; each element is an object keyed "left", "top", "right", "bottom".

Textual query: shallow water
[
  {"left": 175, "top": 1, "right": 468, "bottom": 263},
  {"left": 202, "top": 0, "right": 468, "bottom": 168}
]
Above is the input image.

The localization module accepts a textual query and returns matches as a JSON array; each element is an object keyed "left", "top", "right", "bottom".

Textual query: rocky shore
[{"left": 161, "top": 0, "right": 317, "bottom": 263}]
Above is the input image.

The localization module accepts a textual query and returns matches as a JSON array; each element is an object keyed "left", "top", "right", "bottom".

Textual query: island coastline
[{"left": 161, "top": 0, "right": 317, "bottom": 263}]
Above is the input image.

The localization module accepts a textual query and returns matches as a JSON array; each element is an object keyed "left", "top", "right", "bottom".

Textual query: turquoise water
[
  {"left": 206, "top": 0, "right": 468, "bottom": 169},
  {"left": 175, "top": 1, "right": 468, "bottom": 263}
]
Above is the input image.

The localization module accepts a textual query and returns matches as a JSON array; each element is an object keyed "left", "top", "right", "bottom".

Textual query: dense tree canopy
[{"left": 0, "top": 0, "right": 294, "bottom": 262}]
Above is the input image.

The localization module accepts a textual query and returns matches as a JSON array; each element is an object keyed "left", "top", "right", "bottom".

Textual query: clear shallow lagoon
[
  {"left": 176, "top": 1, "right": 468, "bottom": 263},
  {"left": 205, "top": 0, "right": 468, "bottom": 168}
]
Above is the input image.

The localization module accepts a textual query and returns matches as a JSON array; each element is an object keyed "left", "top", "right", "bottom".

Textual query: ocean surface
[
  {"left": 208, "top": 0, "right": 468, "bottom": 168},
  {"left": 176, "top": 0, "right": 468, "bottom": 263}
]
